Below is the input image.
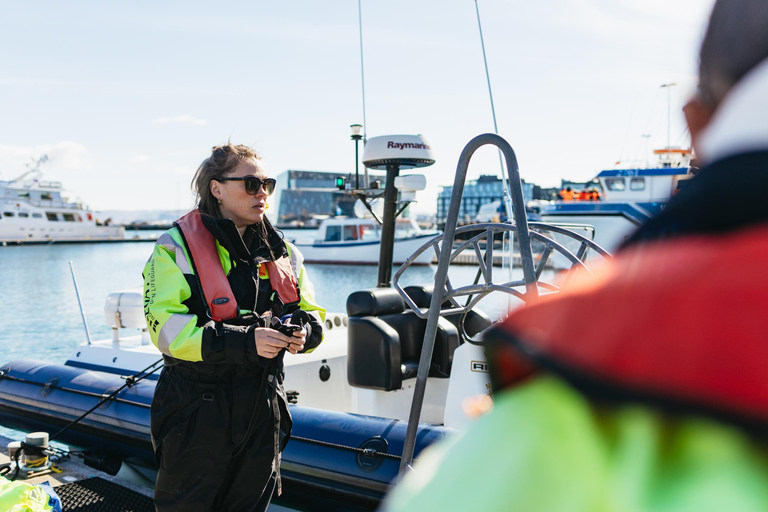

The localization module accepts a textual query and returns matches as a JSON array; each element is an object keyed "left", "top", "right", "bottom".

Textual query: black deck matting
[{"left": 55, "top": 477, "right": 154, "bottom": 512}]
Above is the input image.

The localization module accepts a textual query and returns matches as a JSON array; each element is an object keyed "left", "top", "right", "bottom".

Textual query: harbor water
[
  {"left": 0, "top": 240, "right": 531, "bottom": 363},
  {"left": 0, "top": 240, "right": 536, "bottom": 508}
]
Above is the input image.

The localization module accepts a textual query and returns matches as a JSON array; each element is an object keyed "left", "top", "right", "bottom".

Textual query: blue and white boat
[
  {"left": 289, "top": 217, "right": 438, "bottom": 266},
  {"left": 540, "top": 148, "right": 693, "bottom": 251}
]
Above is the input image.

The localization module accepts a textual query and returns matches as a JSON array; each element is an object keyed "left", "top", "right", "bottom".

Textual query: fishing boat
[
  {"left": 0, "top": 134, "right": 609, "bottom": 510},
  {"left": 540, "top": 147, "right": 693, "bottom": 252},
  {"left": 0, "top": 156, "right": 126, "bottom": 243}
]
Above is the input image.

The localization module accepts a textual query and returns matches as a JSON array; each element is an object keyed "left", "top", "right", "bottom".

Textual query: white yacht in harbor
[{"left": 0, "top": 156, "right": 125, "bottom": 242}]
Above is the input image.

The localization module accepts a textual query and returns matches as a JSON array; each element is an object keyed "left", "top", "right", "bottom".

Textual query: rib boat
[{"left": 0, "top": 134, "right": 610, "bottom": 510}]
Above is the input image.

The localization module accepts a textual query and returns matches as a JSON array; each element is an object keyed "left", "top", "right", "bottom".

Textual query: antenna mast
[
  {"left": 474, "top": 0, "right": 513, "bottom": 222},
  {"left": 474, "top": 0, "right": 516, "bottom": 308},
  {"left": 357, "top": 0, "right": 369, "bottom": 187}
]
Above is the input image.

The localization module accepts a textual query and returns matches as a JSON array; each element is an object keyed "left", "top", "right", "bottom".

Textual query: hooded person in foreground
[{"left": 383, "top": 1, "right": 768, "bottom": 510}]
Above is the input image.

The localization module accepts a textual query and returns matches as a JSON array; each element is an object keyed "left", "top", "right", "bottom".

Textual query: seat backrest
[{"left": 347, "top": 288, "right": 459, "bottom": 391}]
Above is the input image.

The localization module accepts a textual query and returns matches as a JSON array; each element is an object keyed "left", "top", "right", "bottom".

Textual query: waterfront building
[
  {"left": 272, "top": 170, "right": 357, "bottom": 226},
  {"left": 436, "top": 175, "right": 535, "bottom": 224}
]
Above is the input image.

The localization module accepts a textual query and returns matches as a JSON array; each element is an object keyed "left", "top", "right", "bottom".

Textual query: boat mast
[
  {"left": 377, "top": 162, "right": 400, "bottom": 287},
  {"left": 11, "top": 154, "right": 49, "bottom": 183}
]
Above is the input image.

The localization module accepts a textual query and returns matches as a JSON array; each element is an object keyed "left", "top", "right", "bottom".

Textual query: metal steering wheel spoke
[
  {"left": 575, "top": 241, "right": 590, "bottom": 261},
  {"left": 535, "top": 245, "right": 554, "bottom": 278},
  {"left": 536, "top": 280, "right": 561, "bottom": 293},
  {"left": 471, "top": 239, "right": 491, "bottom": 284},
  {"left": 529, "top": 231, "right": 592, "bottom": 274},
  {"left": 484, "top": 226, "right": 495, "bottom": 284},
  {"left": 442, "top": 276, "right": 463, "bottom": 310}
]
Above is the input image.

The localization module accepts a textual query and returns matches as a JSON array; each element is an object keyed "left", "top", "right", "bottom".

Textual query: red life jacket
[
  {"left": 492, "top": 225, "right": 768, "bottom": 426},
  {"left": 176, "top": 209, "right": 299, "bottom": 322}
]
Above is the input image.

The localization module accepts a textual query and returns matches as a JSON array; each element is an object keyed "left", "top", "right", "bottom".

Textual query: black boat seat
[
  {"left": 347, "top": 288, "right": 460, "bottom": 391},
  {"left": 403, "top": 284, "right": 493, "bottom": 339}
]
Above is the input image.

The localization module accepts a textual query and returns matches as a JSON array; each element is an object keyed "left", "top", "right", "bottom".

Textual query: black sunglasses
[{"left": 218, "top": 176, "right": 277, "bottom": 196}]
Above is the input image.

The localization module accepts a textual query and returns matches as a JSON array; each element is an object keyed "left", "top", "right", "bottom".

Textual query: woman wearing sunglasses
[{"left": 143, "top": 143, "right": 325, "bottom": 512}]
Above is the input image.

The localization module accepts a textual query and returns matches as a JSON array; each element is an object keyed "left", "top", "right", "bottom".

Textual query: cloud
[
  {"left": 130, "top": 154, "right": 150, "bottom": 163},
  {"left": 0, "top": 141, "right": 91, "bottom": 176},
  {"left": 549, "top": 0, "right": 713, "bottom": 47},
  {"left": 150, "top": 115, "right": 207, "bottom": 126}
]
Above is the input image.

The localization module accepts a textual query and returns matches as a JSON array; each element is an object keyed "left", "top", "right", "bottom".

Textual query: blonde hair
[{"left": 192, "top": 143, "right": 262, "bottom": 217}]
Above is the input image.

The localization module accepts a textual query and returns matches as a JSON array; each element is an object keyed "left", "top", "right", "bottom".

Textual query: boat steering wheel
[{"left": 393, "top": 221, "right": 612, "bottom": 344}]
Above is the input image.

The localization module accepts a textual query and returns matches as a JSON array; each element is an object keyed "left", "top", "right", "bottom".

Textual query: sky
[{"left": 0, "top": 0, "right": 717, "bottom": 216}]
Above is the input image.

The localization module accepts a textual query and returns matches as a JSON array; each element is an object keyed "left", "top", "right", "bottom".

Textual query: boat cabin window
[
  {"left": 630, "top": 178, "right": 646, "bottom": 191},
  {"left": 3, "top": 212, "right": 14, "bottom": 217},
  {"left": 324, "top": 225, "right": 342, "bottom": 242},
  {"left": 360, "top": 224, "right": 378, "bottom": 241},
  {"left": 32, "top": 213, "right": 43, "bottom": 218},
  {"left": 63, "top": 213, "right": 76, "bottom": 222},
  {"left": 18, "top": 212, "right": 29, "bottom": 218},
  {"left": 395, "top": 223, "right": 417, "bottom": 238},
  {"left": 17, "top": 191, "right": 30, "bottom": 199},
  {"left": 343, "top": 225, "right": 358, "bottom": 241},
  {"left": 41, "top": 192, "right": 53, "bottom": 201},
  {"left": 604, "top": 178, "right": 626, "bottom": 191},
  {"left": 46, "top": 212, "right": 59, "bottom": 221}
]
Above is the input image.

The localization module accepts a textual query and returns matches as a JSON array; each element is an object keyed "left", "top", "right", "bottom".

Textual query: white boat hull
[
  {"left": 294, "top": 233, "right": 436, "bottom": 265},
  {"left": 539, "top": 213, "right": 640, "bottom": 253},
  {"left": 0, "top": 218, "right": 125, "bottom": 242}
]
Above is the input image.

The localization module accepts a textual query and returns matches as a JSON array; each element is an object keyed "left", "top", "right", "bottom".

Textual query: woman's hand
[
  {"left": 285, "top": 327, "right": 306, "bottom": 355},
  {"left": 253, "top": 327, "right": 306, "bottom": 358}
]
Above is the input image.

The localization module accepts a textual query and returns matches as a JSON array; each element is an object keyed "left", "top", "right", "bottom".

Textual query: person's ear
[
  {"left": 683, "top": 97, "right": 715, "bottom": 152},
  {"left": 210, "top": 180, "right": 221, "bottom": 201}
]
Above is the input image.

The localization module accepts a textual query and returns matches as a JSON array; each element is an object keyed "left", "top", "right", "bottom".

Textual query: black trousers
[{"left": 151, "top": 364, "right": 276, "bottom": 512}]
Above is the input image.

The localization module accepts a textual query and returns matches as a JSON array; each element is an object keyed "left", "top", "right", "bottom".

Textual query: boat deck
[
  {"left": 0, "top": 432, "right": 315, "bottom": 511},
  {"left": 0, "top": 432, "right": 154, "bottom": 510}
]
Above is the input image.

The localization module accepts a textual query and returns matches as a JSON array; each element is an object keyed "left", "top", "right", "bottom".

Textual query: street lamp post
[
  {"left": 642, "top": 134, "right": 651, "bottom": 167},
  {"left": 660, "top": 83, "right": 677, "bottom": 149},
  {"left": 350, "top": 124, "right": 363, "bottom": 189}
]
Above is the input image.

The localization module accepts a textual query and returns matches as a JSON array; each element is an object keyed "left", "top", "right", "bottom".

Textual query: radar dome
[{"left": 362, "top": 135, "right": 435, "bottom": 170}]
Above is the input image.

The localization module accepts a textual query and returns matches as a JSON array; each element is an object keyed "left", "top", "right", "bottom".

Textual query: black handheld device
[{"left": 278, "top": 323, "right": 303, "bottom": 336}]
